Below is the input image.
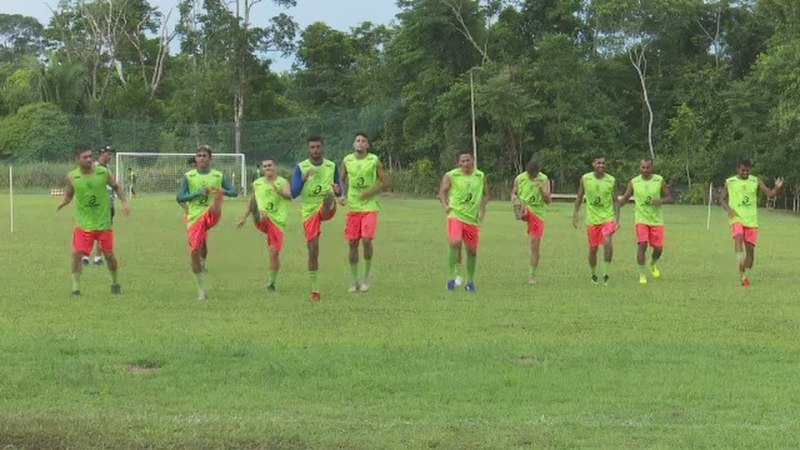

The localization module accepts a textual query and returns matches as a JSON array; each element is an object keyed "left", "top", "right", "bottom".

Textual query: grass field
[{"left": 1, "top": 194, "right": 799, "bottom": 448}]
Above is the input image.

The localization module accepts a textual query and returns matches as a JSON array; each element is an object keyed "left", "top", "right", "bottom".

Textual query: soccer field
[{"left": 1, "top": 195, "right": 799, "bottom": 448}]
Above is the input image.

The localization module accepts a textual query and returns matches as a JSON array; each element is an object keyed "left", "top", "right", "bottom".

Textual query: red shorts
[
  {"left": 447, "top": 217, "right": 480, "bottom": 248},
  {"left": 587, "top": 221, "right": 617, "bottom": 247},
  {"left": 255, "top": 216, "right": 285, "bottom": 252},
  {"left": 731, "top": 223, "right": 758, "bottom": 246},
  {"left": 73, "top": 228, "right": 113, "bottom": 255},
  {"left": 522, "top": 209, "right": 545, "bottom": 240},
  {"left": 187, "top": 211, "right": 221, "bottom": 251},
  {"left": 635, "top": 224, "right": 665, "bottom": 247},
  {"left": 303, "top": 203, "right": 337, "bottom": 241},
  {"left": 345, "top": 211, "right": 378, "bottom": 241}
]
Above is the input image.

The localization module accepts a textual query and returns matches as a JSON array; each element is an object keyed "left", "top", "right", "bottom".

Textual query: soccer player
[
  {"left": 85, "top": 145, "right": 116, "bottom": 266},
  {"left": 619, "top": 159, "right": 673, "bottom": 284},
  {"left": 291, "top": 136, "right": 342, "bottom": 301},
  {"left": 127, "top": 167, "right": 137, "bottom": 198},
  {"left": 438, "top": 151, "right": 489, "bottom": 292},
  {"left": 719, "top": 159, "right": 784, "bottom": 287},
  {"left": 237, "top": 158, "right": 291, "bottom": 292},
  {"left": 176, "top": 145, "right": 238, "bottom": 300},
  {"left": 57, "top": 145, "right": 129, "bottom": 296},
  {"left": 340, "top": 132, "right": 390, "bottom": 293},
  {"left": 573, "top": 155, "right": 619, "bottom": 285},
  {"left": 179, "top": 157, "right": 197, "bottom": 219},
  {"left": 511, "top": 158, "right": 551, "bottom": 285}
]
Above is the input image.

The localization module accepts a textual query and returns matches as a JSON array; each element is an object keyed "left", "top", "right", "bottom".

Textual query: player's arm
[
  {"left": 333, "top": 164, "right": 343, "bottom": 197},
  {"left": 759, "top": 177, "right": 784, "bottom": 198},
  {"left": 275, "top": 180, "right": 292, "bottom": 200},
  {"left": 237, "top": 194, "right": 257, "bottom": 228},
  {"left": 539, "top": 177, "right": 552, "bottom": 204},
  {"left": 479, "top": 176, "right": 490, "bottom": 222},
  {"left": 719, "top": 181, "right": 735, "bottom": 218},
  {"left": 290, "top": 165, "right": 305, "bottom": 199},
  {"left": 613, "top": 186, "right": 621, "bottom": 224},
  {"left": 176, "top": 176, "right": 203, "bottom": 203},
  {"left": 438, "top": 174, "right": 452, "bottom": 213},
  {"left": 221, "top": 175, "right": 238, "bottom": 197},
  {"left": 653, "top": 181, "right": 674, "bottom": 205},
  {"left": 56, "top": 175, "right": 75, "bottom": 211},
  {"left": 572, "top": 178, "right": 585, "bottom": 228},
  {"left": 510, "top": 177, "right": 520, "bottom": 204},
  {"left": 338, "top": 162, "right": 349, "bottom": 205},
  {"left": 619, "top": 181, "right": 634, "bottom": 207},
  {"left": 106, "top": 171, "right": 130, "bottom": 215},
  {"left": 358, "top": 162, "right": 391, "bottom": 200}
]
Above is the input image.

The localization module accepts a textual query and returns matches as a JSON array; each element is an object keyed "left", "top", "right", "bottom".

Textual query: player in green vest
[
  {"left": 719, "top": 159, "right": 784, "bottom": 287},
  {"left": 57, "top": 145, "right": 130, "bottom": 297},
  {"left": 438, "top": 151, "right": 490, "bottom": 293},
  {"left": 573, "top": 155, "right": 620, "bottom": 285},
  {"left": 340, "top": 132, "right": 390, "bottom": 293},
  {"left": 237, "top": 158, "right": 291, "bottom": 292},
  {"left": 179, "top": 157, "right": 197, "bottom": 219},
  {"left": 290, "top": 136, "right": 343, "bottom": 301},
  {"left": 86, "top": 145, "right": 116, "bottom": 266},
  {"left": 176, "top": 145, "right": 238, "bottom": 300},
  {"left": 620, "top": 159, "right": 673, "bottom": 284},
  {"left": 511, "top": 158, "right": 551, "bottom": 285}
]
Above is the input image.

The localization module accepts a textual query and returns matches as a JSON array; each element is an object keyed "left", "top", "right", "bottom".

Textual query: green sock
[
  {"left": 110, "top": 270, "right": 119, "bottom": 284},
  {"left": 350, "top": 263, "right": 359, "bottom": 283},
  {"left": 310, "top": 270, "right": 319, "bottom": 292},
  {"left": 268, "top": 270, "right": 278, "bottom": 286},
  {"left": 448, "top": 248, "right": 458, "bottom": 278},
  {"left": 638, "top": 265, "right": 646, "bottom": 275},
  {"left": 466, "top": 255, "right": 477, "bottom": 282},
  {"left": 194, "top": 273, "right": 205, "bottom": 290},
  {"left": 590, "top": 265, "right": 597, "bottom": 276},
  {"left": 364, "top": 259, "right": 372, "bottom": 279},
  {"left": 604, "top": 260, "right": 612, "bottom": 276},
  {"left": 71, "top": 273, "right": 80, "bottom": 291},
  {"left": 529, "top": 266, "right": 537, "bottom": 277}
]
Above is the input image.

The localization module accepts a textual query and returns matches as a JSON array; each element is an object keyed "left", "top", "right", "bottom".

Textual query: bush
[
  {"left": 390, "top": 158, "right": 438, "bottom": 197},
  {"left": 0, "top": 102, "right": 78, "bottom": 161}
]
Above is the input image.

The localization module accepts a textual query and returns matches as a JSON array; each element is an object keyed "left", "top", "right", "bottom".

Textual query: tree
[{"left": 0, "top": 102, "right": 77, "bottom": 161}]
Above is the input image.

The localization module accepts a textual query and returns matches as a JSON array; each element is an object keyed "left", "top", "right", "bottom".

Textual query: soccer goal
[{"left": 115, "top": 152, "right": 247, "bottom": 197}]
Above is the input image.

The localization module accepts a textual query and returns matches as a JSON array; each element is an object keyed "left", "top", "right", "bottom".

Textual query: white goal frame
[{"left": 115, "top": 152, "right": 247, "bottom": 197}]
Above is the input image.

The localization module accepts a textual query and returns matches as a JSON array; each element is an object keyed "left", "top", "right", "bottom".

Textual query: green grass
[{"left": 1, "top": 194, "right": 800, "bottom": 448}]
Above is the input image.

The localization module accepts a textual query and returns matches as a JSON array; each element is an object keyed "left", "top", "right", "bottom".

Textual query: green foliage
[{"left": 0, "top": 102, "right": 77, "bottom": 161}]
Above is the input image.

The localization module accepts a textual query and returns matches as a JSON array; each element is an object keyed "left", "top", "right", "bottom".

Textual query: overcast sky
[{"left": 0, "top": 0, "right": 401, "bottom": 72}]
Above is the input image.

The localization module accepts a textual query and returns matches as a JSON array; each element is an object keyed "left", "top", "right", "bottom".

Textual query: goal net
[{"left": 115, "top": 152, "right": 247, "bottom": 197}]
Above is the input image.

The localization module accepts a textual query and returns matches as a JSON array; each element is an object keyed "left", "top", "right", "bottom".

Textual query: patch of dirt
[
  {"left": 516, "top": 356, "right": 536, "bottom": 365},
  {"left": 123, "top": 360, "right": 162, "bottom": 374}
]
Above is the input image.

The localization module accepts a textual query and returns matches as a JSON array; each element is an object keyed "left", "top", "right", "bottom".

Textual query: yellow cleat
[
  {"left": 639, "top": 274, "right": 648, "bottom": 285},
  {"left": 650, "top": 264, "right": 661, "bottom": 279}
]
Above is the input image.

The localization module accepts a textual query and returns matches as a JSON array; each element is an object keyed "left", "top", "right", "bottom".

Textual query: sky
[{"left": 0, "top": 0, "right": 401, "bottom": 72}]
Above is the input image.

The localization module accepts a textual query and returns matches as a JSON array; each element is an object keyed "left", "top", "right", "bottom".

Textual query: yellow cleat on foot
[
  {"left": 639, "top": 274, "right": 648, "bottom": 285},
  {"left": 650, "top": 264, "right": 661, "bottom": 279}
]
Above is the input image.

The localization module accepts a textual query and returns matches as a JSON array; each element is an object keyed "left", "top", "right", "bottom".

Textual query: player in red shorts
[
  {"left": 438, "top": 151, "right": 490, "bottom": 293},
  {"left": 511, "top": 158, "right": 551, "bottom": 285},
  {"left": 57, "top": 145, "right": 129, "bottom": 296},
  {"left": 620, "top": 159, "right": 673, "bottom": 284},
  {"left": 339, "top": 133, "right": 390, "bottom": 293},
  {"left": 176, "top": 145, "right": 238, "bottom": 300}
]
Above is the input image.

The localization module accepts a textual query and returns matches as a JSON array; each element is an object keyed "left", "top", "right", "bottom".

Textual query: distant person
[
  {"left": 719, "top": 159, "right": 783, "bottom": 287},
  {"left": 511, "top": 158, "right": 551, "bottom": 285},
  {"left": 127, "top": 167, "right": 137, "bottom": 198}
]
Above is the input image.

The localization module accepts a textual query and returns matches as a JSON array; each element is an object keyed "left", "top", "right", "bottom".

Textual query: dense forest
[{"left": 0, "top": 0, "right": 798, "bottom": 202}]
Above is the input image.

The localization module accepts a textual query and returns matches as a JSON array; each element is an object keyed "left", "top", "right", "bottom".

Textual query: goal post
[{"left": 115, "top": 152, "right": 247, "bottom": 197}]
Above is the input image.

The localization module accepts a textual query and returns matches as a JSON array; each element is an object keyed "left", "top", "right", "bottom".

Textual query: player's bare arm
[
  {"left": 338, "top": 162, "right": 349, "bottom": 205},
  {"left": 107, "top": 172, "right": 130, "bottom": 216},
  {"left": 56, "top": 175, "right": 75, "bottom": 211},
  {"left": 619, "top": 181, "right": 634, "bottom": 207},
  {"left": 510, "top": 178, "right": 520, "bottom": 204},
  {"left": 276, "top": 180, "right": 292, "bottom": 200},
  {"left": 759, "top": 177, "right": 784, "bottom": 198},
  {"left": 438, "top": 174, "right": 452, "bottom": 213},
  {"left": 572, "top": 178, "right": 585, "bottom": 228},
  {"left": 479, "top": 177, "right": 490, "bottom": 222},
  {"left": 538, "top": 178, "right": 552, "bottom": 204},
  {"left": 613, "top": 186, "right": 621, "bottom": 225},
  {"left": 652, "top": 181, "right": 674, "bottom": 206},
  {"left": 719, "top": 182, "right": 735, "bottom": 218},
  {"left": 358, "top": 162, "right": 390, "bottom": 201},
  {"left": 237, "top": 195, "right": 257, "bottom": 228}
]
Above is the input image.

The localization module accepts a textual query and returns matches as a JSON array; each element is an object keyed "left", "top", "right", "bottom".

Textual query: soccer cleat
[
  {"left": 528, "top": 275, "right": 537, "bottom": 285},
  {"left": 639, "top": 274, "right": 648, "bottom": 285},
  {"left": 358, "top": 280, "right": 370, "bottom": 293},
  {"left": 310, "top": 291, "right": 321, "bottom": 302},
  {"left": 81, "top": 256, "right": 90, "bottom": 266},
  {"left": 111, "top": 284, "right": 121, "bottom": 294},
  {"left": 513, "top": 204, "right": 526, "bottom": 221},
  {"left": 741, "top": 277, "right": 751, "bottom": 288},
  {"left": 465, "top": 282, "right": 477, "bottom": 293},
  {"left": 267, "top": 284, "right": 276, "bottom": 292},
  {"left": 94, "top": 256, "right": 104, "bottom": 265},
  {"left": 650, "top": 264, "right": 660, "bottom": 279},
  {"left": 198, "top": 289, "right": 208, "bottom": 300},
  {"left": 454, "top": 276, "right": 464, "bottom": 287},
  {"left": 446, "top": 279, "right": 457, "bottom": 291},
  {"left": 348, "top": 283, "right": 360, "bottom": 294},
  {"left": 591, "top": 275, "right": 599, "bottom": 285},
  {"left": 603, "top": 274, "right": 610, "bottom": 285},
  {"left": 70, "top": 290, "right": 81, "bottom": 297}
]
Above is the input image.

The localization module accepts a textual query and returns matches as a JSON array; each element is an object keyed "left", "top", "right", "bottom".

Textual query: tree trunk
[{"left": 630, "top": 43, "right": 655, "bottom": 161}]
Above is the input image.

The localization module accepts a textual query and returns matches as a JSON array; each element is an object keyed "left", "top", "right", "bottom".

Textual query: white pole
[
  {"left": 241, "top": 155, "right": 247, "bottom": 196},
  {"left": 470, "top": 69, "right": 478, "bottom": 169},
  {"left": 9, "top": 165, "right": 14, "bottom": 234},
  {"left": 706, "top": 182, "right": 713, "bottom": 230}
]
